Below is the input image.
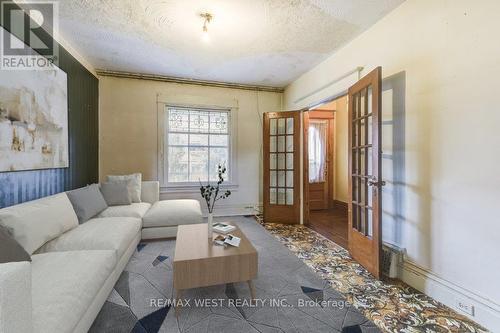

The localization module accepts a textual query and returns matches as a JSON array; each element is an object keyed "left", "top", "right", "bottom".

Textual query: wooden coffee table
[{"left": 173, "top": 223, "right": 258, "bottom": 303}]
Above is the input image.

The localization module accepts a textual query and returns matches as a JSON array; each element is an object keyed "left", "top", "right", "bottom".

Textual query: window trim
[{"left": 159, "top": 103, "right": 238, "bottom": 192}]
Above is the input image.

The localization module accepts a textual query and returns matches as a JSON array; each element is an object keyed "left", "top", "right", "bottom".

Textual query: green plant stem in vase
[{"left": 199, "top": 164, "right": 232, "bottom": 240}]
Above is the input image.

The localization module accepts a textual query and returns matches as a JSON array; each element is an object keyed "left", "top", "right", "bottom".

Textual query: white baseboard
[
  {"left": 201, "top": 203, "right": 261, "bottom": 217},
  {"left": 401, "top": 260, "right": 500, "bottom": 331}
]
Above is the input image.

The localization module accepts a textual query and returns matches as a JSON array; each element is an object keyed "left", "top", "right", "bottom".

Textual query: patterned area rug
[
  {"left": 90, "top": 216, "right": 380, "bottom": 332},
  {"left": 257, "top": 217, "right": 488, "bottom": 333}
]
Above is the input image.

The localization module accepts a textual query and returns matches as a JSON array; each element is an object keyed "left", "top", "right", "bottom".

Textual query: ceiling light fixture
[{"left": 200, "top": 12, "right": 213, "bottom": 43}]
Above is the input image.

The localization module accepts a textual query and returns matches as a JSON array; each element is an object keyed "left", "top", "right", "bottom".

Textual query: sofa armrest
[
  {"left": 141, "top": 181, "right": 160, "bottom": 204},
  {"left": 0, "top": 262, "right": 32, "bottom": 333}
]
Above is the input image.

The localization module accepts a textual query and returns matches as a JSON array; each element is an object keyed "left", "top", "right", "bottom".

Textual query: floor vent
[{"left": 382, "top": 243, "right": 404, "bottom": 278}]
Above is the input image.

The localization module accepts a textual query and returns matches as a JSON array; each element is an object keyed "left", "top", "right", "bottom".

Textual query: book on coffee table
[
  {"left": 224, "top": 234, "right": 241, "bottom": 247},
  {"left": 213, "top": 222, "right": 236, "bottom": 234},
  {"left": 213, "top": 234, "right": 241, "bottom": 247}
]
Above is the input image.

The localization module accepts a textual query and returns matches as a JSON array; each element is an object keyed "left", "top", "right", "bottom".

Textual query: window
[
  {"left": 165, "top": 106, "right": 231, "bottom": 184},
  {"left": 308, "top": 120, "right": 327, "bottom": 183}
]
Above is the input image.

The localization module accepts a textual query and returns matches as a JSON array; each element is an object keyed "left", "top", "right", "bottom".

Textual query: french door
[
  {"left": 348, "top": 67, "right": 384, "bottom": 278},
  {"left": 263, "top": 112, "right": 301, "bottom": 224}
]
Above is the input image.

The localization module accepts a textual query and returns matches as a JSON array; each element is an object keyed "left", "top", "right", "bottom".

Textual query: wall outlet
[{"left": 455, "top": 298, "right": 475, "bottom": 316}]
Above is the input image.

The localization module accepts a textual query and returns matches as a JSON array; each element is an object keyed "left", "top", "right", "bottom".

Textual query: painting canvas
[{"left": 0, "top": 66, "right": 68, "bottom": 172}]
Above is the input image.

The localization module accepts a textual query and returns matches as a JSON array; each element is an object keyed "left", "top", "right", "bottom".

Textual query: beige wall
[
  {"left": 284, "top": 0, "right": 500, "bottom": 329},
  {"left": 333, "top": 96, "right": 349, "bottom": 203},
  {"left": 99, "top": 76, "right": 282, "bottom": 215}
]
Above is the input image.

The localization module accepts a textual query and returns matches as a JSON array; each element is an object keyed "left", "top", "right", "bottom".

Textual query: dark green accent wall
[{"left": 0, "top": 2, "right": 99, "bottom": 208}]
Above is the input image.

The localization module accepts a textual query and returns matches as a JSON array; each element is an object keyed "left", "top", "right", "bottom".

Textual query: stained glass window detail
[{"left": 166, "top": 107, "right": 230, "bottom": 183}]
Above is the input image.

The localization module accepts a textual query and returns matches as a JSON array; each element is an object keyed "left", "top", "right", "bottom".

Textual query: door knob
[{"left": 368, "top": 178, "right": 386, "bottom": 187}]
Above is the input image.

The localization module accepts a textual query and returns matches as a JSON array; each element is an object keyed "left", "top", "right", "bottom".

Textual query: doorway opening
[
  {"left": 304, "top": 95, "right": 349, "bottom": 249},
  {"left": 262, "top": 67, "right": 382, "bottom": 277}
]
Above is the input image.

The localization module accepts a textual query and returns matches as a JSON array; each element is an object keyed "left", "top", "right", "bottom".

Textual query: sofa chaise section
[
  {"left": 142, "top": 199, "right": 203, "bottom": 239},
  {"left": 94, "top": 181, "right": 203, "bottom": 239}
]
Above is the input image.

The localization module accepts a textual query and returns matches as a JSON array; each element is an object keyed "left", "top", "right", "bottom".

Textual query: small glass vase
[{"left": 207, "top": 213, "right": 213, "bottom": 240}]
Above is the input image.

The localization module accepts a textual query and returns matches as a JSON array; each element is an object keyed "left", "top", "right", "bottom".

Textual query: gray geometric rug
[{"left": 90, "top": 216, "right": 379, "bottom": 333}]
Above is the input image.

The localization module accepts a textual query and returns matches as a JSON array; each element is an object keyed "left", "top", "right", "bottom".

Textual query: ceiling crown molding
[{"left": 95, "top": 70, "right": 284, "bottom": 93}]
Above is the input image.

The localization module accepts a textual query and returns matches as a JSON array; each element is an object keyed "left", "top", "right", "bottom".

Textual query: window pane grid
[
  {"left": 351, "top": 87, "right": 375, "bottom": 236},
  {"left": 167, "top": 107, "right": 230, "bottom": 183},
  {"left": 269, "top": 116, "right": 294, "bottom": 206}
]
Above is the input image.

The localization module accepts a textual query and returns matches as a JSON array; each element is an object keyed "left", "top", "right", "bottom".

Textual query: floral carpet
[{"left": 257, "top": 217, "right": 488, "bottom": 333}]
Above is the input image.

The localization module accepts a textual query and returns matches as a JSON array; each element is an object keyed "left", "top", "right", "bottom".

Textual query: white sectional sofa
[{"left": 0, "top": 181, "right": 202, "bottom": 333}]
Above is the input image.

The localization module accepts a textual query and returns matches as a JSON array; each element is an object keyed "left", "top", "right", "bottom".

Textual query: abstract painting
[{"left": 0, "top": 67, "right": 68, "bottom": 172}]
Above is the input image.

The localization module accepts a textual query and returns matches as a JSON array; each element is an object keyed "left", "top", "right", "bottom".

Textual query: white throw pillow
[
  {"left": 0, "top": 193, "right": 79, "bottom": 254},
  {"left": 107, "top": 173, "right": 142, "bottom": 203}
]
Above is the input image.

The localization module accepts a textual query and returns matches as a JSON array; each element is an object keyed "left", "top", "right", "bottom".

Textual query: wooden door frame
[
  {"left": 263, "top": 111, "right": 301, "bottom": 224},
  {"left": 302, "top": 111, "right": 310, "bottom": 225},
  {"left": 302, "top": 109, "right": 337, "bottom": 225}
]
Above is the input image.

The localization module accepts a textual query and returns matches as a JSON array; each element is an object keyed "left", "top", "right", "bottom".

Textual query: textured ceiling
[{"left": 57, "top": 0, "right": 405, "bottom": 87}]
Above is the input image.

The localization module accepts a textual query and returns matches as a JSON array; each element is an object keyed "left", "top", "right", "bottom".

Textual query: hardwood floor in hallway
[{"left": 307, "top": 205, "right": 348, "bottom": 249}]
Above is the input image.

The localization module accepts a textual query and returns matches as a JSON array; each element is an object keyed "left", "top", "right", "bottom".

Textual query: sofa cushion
[
  {"left": 0, "top": 262, "right": 32, "bottom": 333},
  {"left": 100, "top": 181, "right": 132, "bottom": 206},
  {"left": 0, "top": 193, "right": 79, "bottom": 254},
  {"left": 107, "top": 173, "right": 142, "bottom": 202},
  {"left": 31, "top": 250, "right": 115, "bottom": 333},
  {"left": 36, "top": 217, "right": 141, "bottom": 260},
  {"left": 66, "top": 184, "right": 108, "bottom": 223},
  {"left": 143, "top": 199, "right": 203, "bottom": 228},
  {"left": 97, "top": 202, "right": 151, "bottom": 219},
  {"left": 0, "top": 225, "right": 31, "bottom": 263}
]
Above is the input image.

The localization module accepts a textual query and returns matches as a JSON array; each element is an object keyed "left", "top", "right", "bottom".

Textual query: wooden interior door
[
  {"left": 307, "top": 111, "right": 334, "bottom": 211},
  {"left": 348, "top": 67, "right": 384, "bottom": 279},
  {"left": 309, "top": 176, "right": 328, "bottom": 210},
  {"left": 263, "top": 111, "right": 301, "bottom": 224}
]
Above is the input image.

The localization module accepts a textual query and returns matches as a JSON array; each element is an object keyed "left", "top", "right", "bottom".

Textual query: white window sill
[{"left": 161, "top": 183, "right": 239, "bottom": 194}]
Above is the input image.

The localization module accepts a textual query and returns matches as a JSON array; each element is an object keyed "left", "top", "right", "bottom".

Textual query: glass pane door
[
  {"left": 269, "top": 117, "right": 294, "bottom": 206},
  {"left": 347, "top": 67, "right": 383, "bottom": 279},
  {"left": 263, "top": 111, "right": 300, "bottom": 224}
]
